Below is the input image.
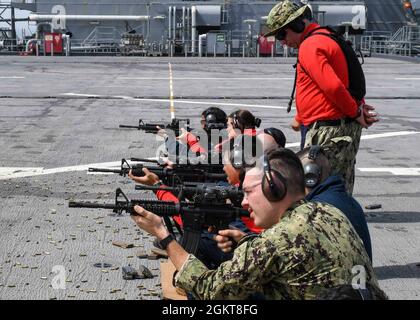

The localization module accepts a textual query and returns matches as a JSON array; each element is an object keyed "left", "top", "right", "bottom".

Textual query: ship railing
[
  {"left": 165, "top": 38, "right": 295, "bottom": 58},
  {"left": 0, "top": 38, "right": 37, "bottom": 55},
  {"left": 71, "top": 38, "right": 121, "bottom": 54},
  {"left": 389, "top": 26, "right": 420, "bottom": 43},
  {"left": 81, "top": 27, "right": 121, "bottom": 48},
  {"left": 363, "top": 37, "right": 413, "bottom": 57}
]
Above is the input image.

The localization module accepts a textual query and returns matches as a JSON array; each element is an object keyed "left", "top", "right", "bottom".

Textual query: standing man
[{"left": 264, "top": 0, "right": 378, "bottom": 194}]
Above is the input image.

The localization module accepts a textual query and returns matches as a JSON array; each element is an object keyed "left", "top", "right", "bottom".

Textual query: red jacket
[
  {"left": 184, "top": 132, "right": 207, "bottom": 155},
  {"left": 233, "top": 182, "right": 262, "bottom": 234},
  {"left": 243, "top": 128, "right": 257, "bottom": 137},
  {"left": 242, "top": 217, "right": 262, "bottom": 234},
  {"left": 295, "top": 23, "right": 360, "bottom": 126},
  {"left": 155, "top": 187, "right": 183, "bottom": 227}
]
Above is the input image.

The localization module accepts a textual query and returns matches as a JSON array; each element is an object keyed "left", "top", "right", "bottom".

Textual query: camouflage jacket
[{"left": 175, "top": 200, "right": 382, "bottom": 300}]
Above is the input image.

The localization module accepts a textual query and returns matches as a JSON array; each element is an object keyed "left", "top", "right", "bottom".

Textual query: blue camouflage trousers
[{"left": 305, "top": 120, "right": 363, "bottom": 195}]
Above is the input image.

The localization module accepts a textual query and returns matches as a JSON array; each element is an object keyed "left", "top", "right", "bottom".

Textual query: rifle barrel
[
  {"left": 69, "top": 201, "right": 118, "bottom": 210},
  {"left": 88, "top": 168, "right": 122, "bottom": 174},
  {"left": 135, "top": 185, "right": 174, "bottom": 192},
  {"left": 205, "top": 173, "right": 228, "bottom": 180},
  {"left": 119, "top": 125, "right": 140, "bottom": 129},
  {"left": 131, "top": 158, "right": 159, "bottom": 164}
]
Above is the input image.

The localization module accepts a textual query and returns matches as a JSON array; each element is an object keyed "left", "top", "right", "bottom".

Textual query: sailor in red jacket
[
  {"left": 264, "top": 0, "right": 379, "bottom": 194},
  {"left": 160, "top": 107, "right": 226, "bottom": 166},
  {"left": 181, "top": 109, "right": 261, "bottom": 158},
  {"left": 173, "top": 107, "right": 227, "bottom": 162}
]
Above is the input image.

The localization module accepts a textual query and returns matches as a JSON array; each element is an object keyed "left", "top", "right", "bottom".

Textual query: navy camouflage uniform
[
  {"left": 175, "top": 200, "right": 385, "bottom": 300},
  {"left": 305, "top": 120, "right": 362, "bottom": 195}
]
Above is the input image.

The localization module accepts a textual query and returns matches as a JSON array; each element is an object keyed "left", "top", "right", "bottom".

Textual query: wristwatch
[{"left": 158, "top": 234, "right": 175, "bottom": 250}]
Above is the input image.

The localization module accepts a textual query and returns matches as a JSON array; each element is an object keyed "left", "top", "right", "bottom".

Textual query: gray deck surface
[{"left": 0, "top": 56, "right": 419, "bottom": 300}]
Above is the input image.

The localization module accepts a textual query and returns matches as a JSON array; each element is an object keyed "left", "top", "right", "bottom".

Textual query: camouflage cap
[{"left": 264, "top": 0, "right": 308, "bottom": 37}]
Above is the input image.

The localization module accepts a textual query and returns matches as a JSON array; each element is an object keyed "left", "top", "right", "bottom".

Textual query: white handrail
[{"left": 29, "top": 14, "right": 149, "bottom": 21}]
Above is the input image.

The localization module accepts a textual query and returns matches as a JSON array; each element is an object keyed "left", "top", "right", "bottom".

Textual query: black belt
[{"left": 308, "top": 117, "right": 354, "bottom": 129}]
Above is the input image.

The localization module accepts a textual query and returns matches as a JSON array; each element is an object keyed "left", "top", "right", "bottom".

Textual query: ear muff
[
  {"left": 230, "top": 146, "right": 244, "bottom": 170},
  {"left": 262, "top": 153, "right": 287, "bottom": 202},
  {"left": 206, "top": 113, "right": 226, "bottom": 130},
  {"left": 230, "top": 137, "right": 257, "bottom": 170},
  {"left": 303, "top": 163, "right": 321, "bottom": 188},
  {"left": 232, "top": 113, "right": 242, "bottom": 131},
  {"left": 206, "top": 113, "right": 217, "bottom": 124},
  {"left": 304, "top": 145, "right": 322, "bottom": 188},
  {"left": 204, "top": 111, "right": 226, "bottom": 131},
  {"left": 205, "top": 113, "right": 216, "bottom": 130}
]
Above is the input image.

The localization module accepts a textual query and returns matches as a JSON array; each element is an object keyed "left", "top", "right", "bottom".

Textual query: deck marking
[
  {"left": 0, "top": 161, "right": 122, "bottom": 180},
  {"left": 63, "top": 92, "right": 287, "bottom": 109},
  {"left": 359, "top": 131, "right": 419, "bottom": 140},
  {"left": 0, "top": 76, "right": 25, "bottom": 79},
  {"left": 168, "top": 63, "right": 176, "bottom": 120},
  {"left": 285, "top": 131, "right": 419, "bottom": 148},
  {"left": 358, "top": 168, "right": 420, "bottom": 176},
  {"left": 117, "top": 77, "right": 294, "bottom": 80},
  {"left": 395, "top": 78, "right": 420, "bottom": 80},
  {"left": 2, "top": 131, "right": 418, "bottom": 180},
  {"left": 367, "top": 86, "right": 415, "bottom": 89}
]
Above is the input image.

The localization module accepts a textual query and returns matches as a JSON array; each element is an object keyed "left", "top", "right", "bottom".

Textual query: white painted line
[
  {"left": 0, "top": 76, "right": 25, "bottom": 79},
  {"left": 0, "top": 159, "right": 158, "bottom": 180},
  {"left": 2, "top": 131, "right": 418, "bottom": 180},
  {"left": 63, "top": 93, "right": 288, "bottom": 110},
  {"left": 395, "top": 78, "right": 420, "bottom": 80},
  {"left": 168, "top": 63, "right": 176, "bottom": 120},
  {"left": 0, "top": 167, "right": 44, "bottom": 178},
  {"left": 284, "top": 131, "right": 420, "bottom": 149},
  {"left": 358, "top": 168, "right": 420, "bottom": 176},
  {"left": 118, "top": 95, "right": 289, "bottom": 110},
  {"left": 367, "top": 86, "right": 414, "bottom": 89},
  {"left": 360, "top": 131, "right": 419, "bottom": 140},
  {"left": 0, "top": 161, "right": 120, "bottom": 180},
  {"left": 118, "top": 77, "right": 294, "bottom": 81},
  {"left": 63, "top": 93, "right": 102, "bottom": 98}
]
